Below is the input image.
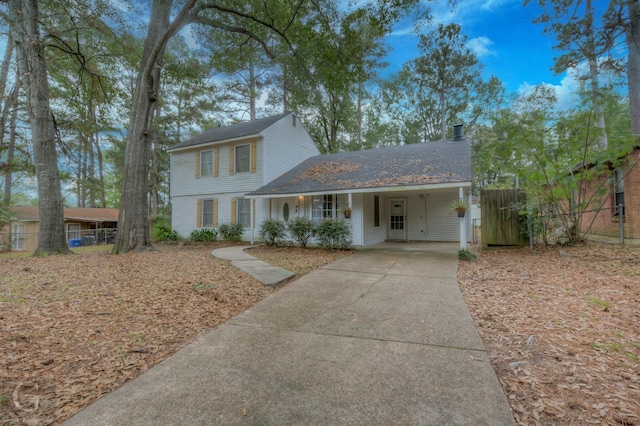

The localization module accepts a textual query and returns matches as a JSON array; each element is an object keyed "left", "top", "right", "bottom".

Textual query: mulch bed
[
  {"left": 458, "top": 243, "right": 640, "bottom": 425},
  {"left": 0, "top": 243, "right": 351, "bottom": 425}
]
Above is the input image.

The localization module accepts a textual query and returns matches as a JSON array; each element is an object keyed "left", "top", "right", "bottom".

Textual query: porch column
[
  {"left": 250, "top": 199, "right": 255, "bottom": 245},
  {"left": 459, "top": 187, "right": 467, "bottom": 251}
]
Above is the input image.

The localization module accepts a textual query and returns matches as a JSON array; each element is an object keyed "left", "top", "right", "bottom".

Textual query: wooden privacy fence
[{"left": 481, "top": 189, "right": 527, "bottom": 246}]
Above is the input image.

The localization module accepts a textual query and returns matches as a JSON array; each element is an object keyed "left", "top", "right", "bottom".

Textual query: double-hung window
[
  {"left": 198, "top": 198, "right": 217, "bottom": 228},
  {"left": 67, "top": 223, "right": 81, "bottom": 240},
  {"left": 202, "top": 199, "right": 214, "bottom": 227},
  {"left": 235, "top": 144, "right": 250, "bottom": 173},
  {"left": 237, "top": 198, "right": 251, "bottom": 227},
  {"left": 200, "top": 150, "right": 214, "bottom": 176}
]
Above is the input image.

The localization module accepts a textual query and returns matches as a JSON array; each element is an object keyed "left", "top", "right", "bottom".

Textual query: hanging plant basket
[{"left": 448, "top": 199, "right": 468, "bottom": 218}]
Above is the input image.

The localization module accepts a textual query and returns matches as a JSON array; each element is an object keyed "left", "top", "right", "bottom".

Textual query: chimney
[{"left": 453, "top": 124, "right": 464, "bottom": 141}]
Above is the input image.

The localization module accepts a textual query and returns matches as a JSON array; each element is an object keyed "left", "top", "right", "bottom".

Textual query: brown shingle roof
[
  {"left": 168, "top": 111, "right": 293, "bottom": 151},
  {"left": 8, "top": 206, "right": 119, "bottom": 223},
  {"left": 248, "top": 138, "right": 472, "bottom": 196}
]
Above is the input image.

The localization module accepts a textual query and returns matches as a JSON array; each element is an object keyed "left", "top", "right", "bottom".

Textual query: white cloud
[
  {"left": 517, "top": 71, "right": 581, "bottom": 111},
  {"left": 426, "top": 0, "right": 521, "bottom": 26},
  {"left": 467, "top": 36, "right": 495, "bottom": 58},
  {"left": 389, "top": 25, "right": 416, "bottom": 37}
]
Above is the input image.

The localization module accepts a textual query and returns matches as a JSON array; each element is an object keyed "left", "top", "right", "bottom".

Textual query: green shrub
[
  {"left": 218, "top": 222, "right": 244, "bottom": 242},
  {"left": 152, "top": 219, "right": 178, "bottom": 241},
  {"left": 259, "top": 219, "right": 286, "bottom": 246},
  {"left": 315, "top": 220, "right": 351, "bottom": 250},
  {"left": 288, "top": 217, "right": 315, "bottom": 248},
  {"left": 189, "top": 228, "right": 218, "bottom": 242},
  {"left": 458, "top": 248, "right": 477, "bottom": 261}
]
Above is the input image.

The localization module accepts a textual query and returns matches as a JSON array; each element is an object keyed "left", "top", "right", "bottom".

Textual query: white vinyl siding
[
  {"left": 362, "top": 193, "right": 386, "bottom": 246},
  {"left": 173, "top": 194, "right": 270, "bottom": 240},
  {"left": 406, "top": 191, "right": 461, "bottom": 242},
  {"left": 262, "top": 114, "right": 320, "bottom": 184},
  {"left": 169, "top": 113, "right": 321, "bottom": 238}
]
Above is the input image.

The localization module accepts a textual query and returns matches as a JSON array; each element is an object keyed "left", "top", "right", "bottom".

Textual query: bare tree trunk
[
  {"left": 439, "top": 83, "right": 447, "bottom": 140},
  {"left": 149, "top": 102, "right": 160, "bottom": 219},
  {"left": 249, "top": 58, "right": 256, "bottom": 120},
  {"left": 626, "top": 1, "right": 640, "bottom": 135},
  {"left": 79, "top": 135, "right": 87, "bottom": 207},
  {"left": 88, "top": 98, "right": 96, "bottom": 208},
  {"left": 3, "top": 78, "right": 21, "bottom": 206},
  {"left": 113, "top": 0, "right": 175, "bottom": 254},
  {"left": 95, "top": 130, "right": 106, "bottom": 208},
  {"left": 0, "top": 37, "right": 14, "bottom": 116},
  {"left": 10, "top": 0, "right": 70, "bottom": 255},
  {"left": 586, "top": 0, "right": 608, "bottom": 149},
  {"left": 282, "top": 63, "right": 289, "bottom": 112},
  {"left": 356, "top": 82, "right": 363, "bottom": 148}
]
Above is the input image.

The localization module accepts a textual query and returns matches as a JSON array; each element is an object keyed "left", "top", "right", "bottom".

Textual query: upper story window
[
  {"left": 200, "top": 150, "right": 214, "bottom": 176},
  {"left": 235, "top": 144, "right": 250, "bottom": 173},
  {"left": 614, "top": 167, "right": 625, "bottom": 217}
]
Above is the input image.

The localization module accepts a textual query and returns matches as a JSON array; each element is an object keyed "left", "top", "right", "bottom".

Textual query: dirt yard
[
  {"left": 0, "top": 243, "right": 352, "bottom": 425},
  {"left": 458, "top": 243, "right": 640, "bottom": 425}
]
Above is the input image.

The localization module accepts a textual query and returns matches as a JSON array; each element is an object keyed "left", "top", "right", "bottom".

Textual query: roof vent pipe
[{"left": 453, "top": 124, "right": 464, "bottom": 140}]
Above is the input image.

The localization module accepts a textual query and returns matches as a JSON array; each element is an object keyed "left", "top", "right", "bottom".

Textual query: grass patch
[
  {"left": 587, "top": 295, "right": 610, "bottom": 312},
  {"left": 191, "top": 282, "right": 217, "bottom": 291},
  {"left": 458, "top": 248, "right": 476, "bottom": 261}
]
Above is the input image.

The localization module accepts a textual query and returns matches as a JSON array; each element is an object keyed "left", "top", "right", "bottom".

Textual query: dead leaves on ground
[
  {"left": 0, "top": 243, "right": 352, "bottom": 425},
  {"left": 458, "top": 243, "right": 640, "bottom": 425}
]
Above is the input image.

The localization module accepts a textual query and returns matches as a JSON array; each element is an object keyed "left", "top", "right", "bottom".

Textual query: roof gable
[
  {"left": 169, "top": 111, "right": 293, "bottom": 151},
  {"left": 248, "top": 138, "right": 472, "bottom": 196}
]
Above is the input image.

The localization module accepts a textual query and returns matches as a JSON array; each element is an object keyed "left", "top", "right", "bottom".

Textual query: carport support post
[
  {"left": 459, "top": 188, "right": 467, "bottom": 251},
  {"left": 250, "top": 199, "right": 255, "bottom": 245}
]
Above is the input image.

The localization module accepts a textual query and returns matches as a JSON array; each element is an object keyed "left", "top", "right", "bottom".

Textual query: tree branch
[
  {"left": 195, "top": 2, "right": 294, "bottom": 50},
  {"left": 191, "top": 15, "right": 277, "bottom": 59}
]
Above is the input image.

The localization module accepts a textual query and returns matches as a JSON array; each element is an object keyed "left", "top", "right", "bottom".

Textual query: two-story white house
[
  {"left": 169, "top": 112, "right": 473, "bottom": 248},
  {"left": 168, "top": 112, "right": 320, "bottom": 239}
]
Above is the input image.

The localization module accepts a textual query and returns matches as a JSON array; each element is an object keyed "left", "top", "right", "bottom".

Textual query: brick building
[{"left": 578, "top": 148, "right": 640, "bottom": 243}]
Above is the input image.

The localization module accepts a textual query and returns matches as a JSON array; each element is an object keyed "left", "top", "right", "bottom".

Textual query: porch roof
[{"left": 247, "top": 138, "right": 472, "bottom": 198}]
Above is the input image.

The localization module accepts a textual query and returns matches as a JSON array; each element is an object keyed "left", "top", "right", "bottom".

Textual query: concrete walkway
[
  {"left": 64, "top": 243, "right": 514, "bottom": 425},
  {"left": 212, "top": 246, "right": 294, "bottom": 285}
]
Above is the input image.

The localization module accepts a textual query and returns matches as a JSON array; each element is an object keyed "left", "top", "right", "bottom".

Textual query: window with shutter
[
  {"left": 200, "top": 150, "right": 214, "bottom": 176},
  {"left": 237, "top": 198, "right": 250, "bottom": 227}
]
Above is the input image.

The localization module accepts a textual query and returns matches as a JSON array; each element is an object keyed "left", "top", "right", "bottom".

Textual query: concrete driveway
[{"left": 64, "top": 243, "right": 514, "bottom": 425}]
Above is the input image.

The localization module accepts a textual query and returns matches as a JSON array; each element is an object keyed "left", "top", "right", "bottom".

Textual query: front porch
[{"left": 250, "top": 186, "right": 472, "bottom": 249}]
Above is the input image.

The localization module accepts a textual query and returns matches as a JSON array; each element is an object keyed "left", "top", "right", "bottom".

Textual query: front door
[{"left": 388, "top": 198, "right": 407, "bottom": 241}]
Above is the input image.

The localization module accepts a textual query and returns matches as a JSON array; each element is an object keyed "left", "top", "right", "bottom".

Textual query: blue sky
[{"left": 381, "top": 0, "right": 582, "bottom": 104}]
